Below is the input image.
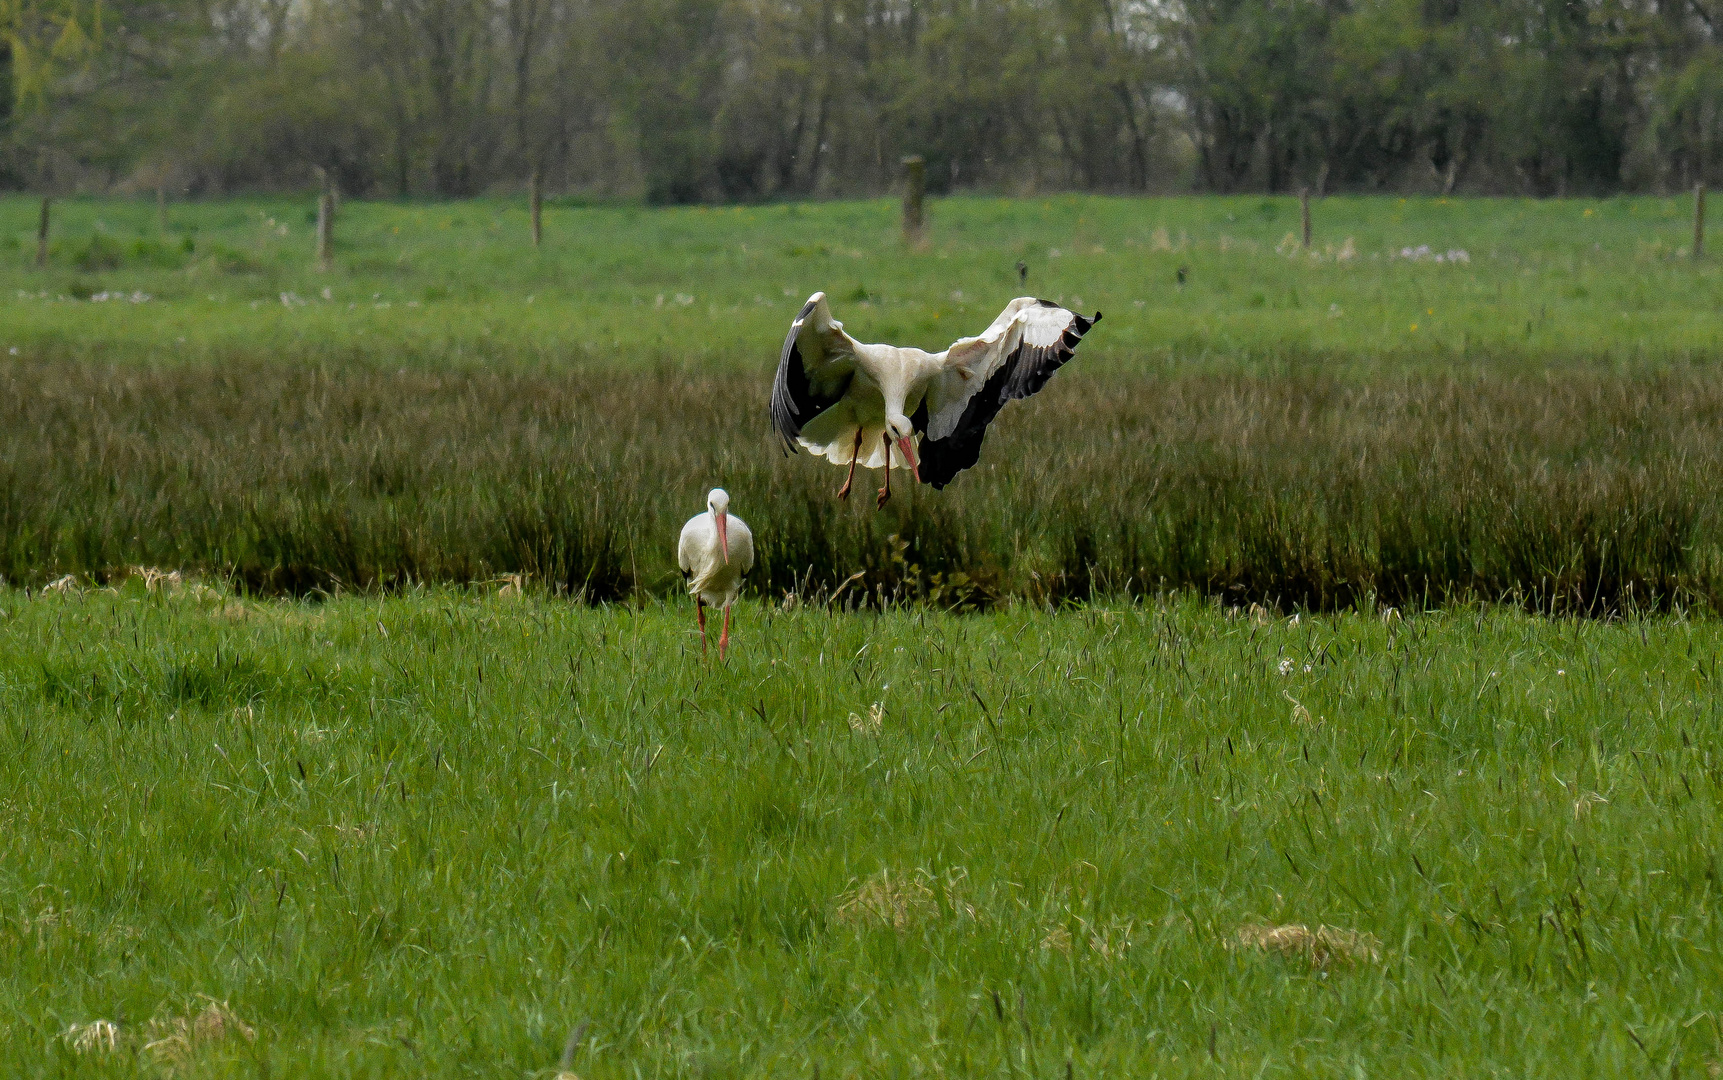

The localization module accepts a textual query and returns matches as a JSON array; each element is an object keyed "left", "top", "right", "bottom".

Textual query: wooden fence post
[
  {"left": 901, "top": 155, "right": 925, "bottom": 244},
  {"left": 157, "top": 183, "right": 169, "bottom": 234},
  {"left": 35, "top": 197, "right": 50, "bottom": 268},
  {"left": 530, "top": 169, "right": 543, "bottom": 249},
  {"left": 1695, "top": 183, "right": 1706, "bottom": 260},
  {"left": 1299, "top": 188, "right": 1312, "bottom": 249},
  {"left": 316, "top": 169, "right": 335, "bottom": 272}
]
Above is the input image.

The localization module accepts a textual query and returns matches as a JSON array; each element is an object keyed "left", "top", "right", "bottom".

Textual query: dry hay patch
[
  {"left": 62, "top": 997, "right": 256, "bottom": 1065},
  {"left": 847, "top": 702, "right": 884, "bottom": 734},
  {"left": 1234, "top": 922, "right": 1381, "bottom": 968},
  {"left": 834, "top": 868, "right": 978, "bottom": 931},
  {"left": 141, "top": 997, "right": 257, "bottom": 1065},
  {"left": 12, "top": 896, "right": 85, "bottom": 950},
  {"left": 62, "top": 1019, "right": 121, "bottom": 1054},
  {"left": 129, "top": 566, "right": 185, "bottom": 593},
  {"left": 1039, "top": 915, "right": 1135, "bottom": 962}
]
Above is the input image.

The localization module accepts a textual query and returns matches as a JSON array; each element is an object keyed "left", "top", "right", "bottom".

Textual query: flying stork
[
  {"left": 678, "top": 488, "right": 754, "bottom": 659},
  {"left": 770, "top": 292, "right": 1100, "bottom": 506}
]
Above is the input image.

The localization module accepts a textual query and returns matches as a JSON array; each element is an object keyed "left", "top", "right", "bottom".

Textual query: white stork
[
  {"left": 770, "top": 292, "right": 1100, "bottom": 505},
  {"left": 677, "top": 488, "right": 754, "bottom": 659}
]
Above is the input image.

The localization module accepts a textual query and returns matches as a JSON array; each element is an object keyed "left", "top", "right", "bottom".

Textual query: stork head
[
  {"left": 707, "top": 488, "right": 731, "bottom": 563},
  {"left": 884, "top": 415, "right": 921, "bottom": 482}
]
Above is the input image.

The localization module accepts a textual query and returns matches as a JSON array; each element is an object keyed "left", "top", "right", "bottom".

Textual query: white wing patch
[
  {"left": 923, "top": 298, "right": 1086, "bottom": 441},
  {"left": 1020, "top": 301, "right": 1076, "bottom": 347},
  {"left": 911, "top": 297, "right": 1100, "bottom": 488}
]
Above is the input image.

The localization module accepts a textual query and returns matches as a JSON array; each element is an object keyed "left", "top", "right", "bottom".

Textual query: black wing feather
[
  {"left": 916, "top": 306, "right": 1099, "bottom": 490},
  {"left": 770, "top": 297, "right": 852, "bottom": 454}
]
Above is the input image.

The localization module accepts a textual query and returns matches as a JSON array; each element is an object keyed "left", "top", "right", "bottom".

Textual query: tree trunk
[
  {"left": 35, "top": 197, "right": 50, "bottom": 268},
  {"left": 317, "top": 171, "right": 335, "bottom": 271},
  {"left": 1696, "top": 183, "right": 1707, "bottom": 260},
  {"left": 530, "top": 169, "right": 543, "bottom": 248},
  {"left": 901, "top": 156, "right": 925, "bottom": 244}
]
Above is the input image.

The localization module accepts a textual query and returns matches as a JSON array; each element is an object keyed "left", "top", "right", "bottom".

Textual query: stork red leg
[
  {"left": 696, "top": 599, "right": 708, "bottom": 655},
  {"left": 876, "top": 432, "right": 893, "bottom": 508},
  {"left": 719, "top": 604, "right": 731, "bottom": 660},
  {"left": 837, "top": 427, "right": 864, "bottom": 500}
]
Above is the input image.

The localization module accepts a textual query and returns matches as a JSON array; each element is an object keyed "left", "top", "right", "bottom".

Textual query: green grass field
[
  {"left": 6, "top": 194, "right": 1723, "bottom": 1076},
  {"left": 4, "top": 193, "right": 1723, "bottom": 372},
  {"left": 7, "top": 583, "right": 1723, "bottom": 1077}
]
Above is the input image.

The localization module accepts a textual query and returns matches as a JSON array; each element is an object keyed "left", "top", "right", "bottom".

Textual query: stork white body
[
  {"left": 677, "top": 488, "right": 753, "bottom": 657},
  {"left": 771, "top": 292, "right": 1100, "bottom": 504},
  {"left": 797, "top": 344, "right": 940, "bottom": 472}
]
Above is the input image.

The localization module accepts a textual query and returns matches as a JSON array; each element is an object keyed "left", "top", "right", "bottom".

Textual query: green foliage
[
  {"left": 68, "top": 229, "right": 119, "bottom": 270},
  {"left": 0, "top": 0, "right": 101, "bottom": 110},
  {"left": 3, "top": 589, "right": 1722, "bottom": 1074},
  {"left": 11, "top": 0, "right": 1723, "bottom": 196}
]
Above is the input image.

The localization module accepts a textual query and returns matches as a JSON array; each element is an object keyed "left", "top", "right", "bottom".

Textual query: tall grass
[
  {"left": 6, "top": 590, "right": 1723, "bottom": 1075},
  {"left": 4, "top": 357, "right": 1719, "bottom": 612}
]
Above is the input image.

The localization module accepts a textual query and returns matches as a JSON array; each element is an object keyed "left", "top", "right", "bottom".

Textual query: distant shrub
[
  {"left": 206, "top": 245, "right": 265, "bottom": 274},
  {"left": 71, "top": 234, "right": 124, "bottom": 272},
  {"left": 128, "top": 237, "right": 187, "bottom": 269}
]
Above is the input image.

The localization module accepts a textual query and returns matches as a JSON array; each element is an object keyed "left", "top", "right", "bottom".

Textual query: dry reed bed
[{"left": 2, "top": 358, "right": 1719, "bottom": 612}]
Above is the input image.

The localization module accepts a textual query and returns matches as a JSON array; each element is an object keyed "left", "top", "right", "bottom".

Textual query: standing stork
[
  {"left": 771, "top": 292, "right": 1100, "bottom": 505},
  {"left": 678, "top": 488, "right": 754, "bottom": 659}
]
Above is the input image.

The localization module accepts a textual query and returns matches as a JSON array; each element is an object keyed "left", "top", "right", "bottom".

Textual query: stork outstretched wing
[
  {"left": 771, "top": 292, "right": 860, "bottom": 453},
  {"left": 914, "top": 298, "right": 1100, "bottom": 489}
]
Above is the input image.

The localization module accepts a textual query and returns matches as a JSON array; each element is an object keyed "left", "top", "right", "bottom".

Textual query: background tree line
[{"left": 3, "top": 0, "right": 1722, "bottom": 201}]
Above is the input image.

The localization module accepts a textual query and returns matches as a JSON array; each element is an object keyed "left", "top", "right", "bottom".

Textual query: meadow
[
  {"left": 6, "top": 583, "right": 1723, "bottom": 1077},
  {"left": 4, "top": 193, "right": 1723, "bottom": 609},
  {"left": 5, "top": 193, "right": 1723, "bottom": 1076},
  {"left": 2, "top": 191, "right": 1722, "bottom": 374}
]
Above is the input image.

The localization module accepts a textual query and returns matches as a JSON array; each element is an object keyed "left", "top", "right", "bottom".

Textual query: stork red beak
[
  {"left": 896, "top": 435, "right": 921, "bottom": 483},
  {"left": 716, "top": 510, "right": 729, "bottom": 564}
]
